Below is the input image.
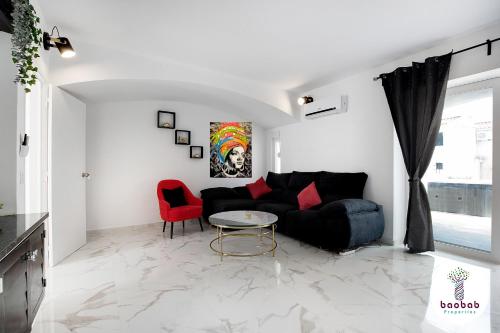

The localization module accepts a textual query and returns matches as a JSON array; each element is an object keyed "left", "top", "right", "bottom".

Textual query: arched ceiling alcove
[
  {"left": 47, "top": 37, "right": 298, "bottom": 127},
  {"left": 60, "top": 79, "right": 297, "bottom": 128}
]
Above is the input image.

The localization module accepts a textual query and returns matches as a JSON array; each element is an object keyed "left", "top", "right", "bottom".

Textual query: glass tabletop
[{"left": 208, "top": 210, "right": 278, "bottom": 228}]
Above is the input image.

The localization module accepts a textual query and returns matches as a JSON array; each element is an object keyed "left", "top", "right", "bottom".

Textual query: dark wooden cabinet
[
  {"left": 27, "top": 225, "right": 45, "bottom": 324},
  {"left": 0, "top": 223, "right": 46, "bottom": 333},
  {"left": 0, "top": 242, "right": 29, "bottom": 333}
]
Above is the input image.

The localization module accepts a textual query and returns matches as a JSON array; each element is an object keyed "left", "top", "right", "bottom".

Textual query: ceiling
[{"left": 40, "top": 0, "right": 500, "bottom": 92}]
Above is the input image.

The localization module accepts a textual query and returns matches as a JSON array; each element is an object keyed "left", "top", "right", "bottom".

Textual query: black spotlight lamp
[
  {"left": 297, "top": 96, "right": 314, "bottom": 106},
  {"left": 43, "top": 26, "right": 76, "bottom": 58}
]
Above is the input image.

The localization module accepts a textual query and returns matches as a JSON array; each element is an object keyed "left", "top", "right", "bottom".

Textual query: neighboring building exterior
[{"left": 425, "top": 88, "right": 493, "bottom": 217}]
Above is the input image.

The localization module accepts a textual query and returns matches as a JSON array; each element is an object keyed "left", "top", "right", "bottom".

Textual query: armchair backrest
[{"left": 157, "top": 179, "right": 195, "bottom": 204}]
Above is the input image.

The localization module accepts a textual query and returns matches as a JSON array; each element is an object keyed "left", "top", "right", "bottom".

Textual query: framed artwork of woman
[{"left": 210, "top": 122, "right": 252, "bottom": 178}]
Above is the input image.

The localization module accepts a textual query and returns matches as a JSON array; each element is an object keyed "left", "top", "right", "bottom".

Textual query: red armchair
[{"left": 157, "top": 179, "right": 204, "bottom": 238}]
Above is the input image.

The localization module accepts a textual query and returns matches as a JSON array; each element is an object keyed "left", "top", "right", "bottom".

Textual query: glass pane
[
  {"left": 274, "top": 139, "right": 281, "bottom": 173},
  {"left": 424, "top": 87, "right": 493, "bottom": 252}
]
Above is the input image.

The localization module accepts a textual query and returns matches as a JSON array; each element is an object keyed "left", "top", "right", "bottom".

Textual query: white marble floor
[{"left": 32, "top": 221, "right": 500, "bottom": 333}]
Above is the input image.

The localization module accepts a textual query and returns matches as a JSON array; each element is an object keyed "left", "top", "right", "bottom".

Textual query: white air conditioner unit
[{"left": 303, "top": 95, "right": 348, "bottom": 119}]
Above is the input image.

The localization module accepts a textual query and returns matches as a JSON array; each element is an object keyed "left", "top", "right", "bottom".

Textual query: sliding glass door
[{"left": 424, "top": 77, "right": 498, "bottom": 252}]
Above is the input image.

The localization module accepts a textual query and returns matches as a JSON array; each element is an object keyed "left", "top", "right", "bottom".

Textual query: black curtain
[
  {"left": 0, "top": 0, "right": 13, "bottom": 33},
  {"left": 381, "top": 52, "right": 452, "bottom": 253}
]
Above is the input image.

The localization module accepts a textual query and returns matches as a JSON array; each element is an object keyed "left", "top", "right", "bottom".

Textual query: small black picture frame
[
  {"left": 175, "top": 130, "right": 191, "bottom": 145},
  {"left": 157, "top": 111, "right": 176, "bottom": 129},
  {"left": 190, "top": 146, "right": 203, "bottom": 159}
]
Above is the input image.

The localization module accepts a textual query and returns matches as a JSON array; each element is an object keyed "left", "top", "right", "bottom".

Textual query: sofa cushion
[
  {"left": 212, "top": 199, "right": 257, "bottom": 213},
  {"left": 317, "top": 172, "right": 368, "bottom": 201},
  {"left": 200, "top": 187, "right": 241, "bottom": 201},
  {"left": 273, "top": 189, "right": 299, "bottom": 206},
  {"left": 246, "top": 177, "right": 272, "bottom": 199},
  {"left": 297, "top": 182, "right": 322, "bottom": 210},
  {"left": 288, "top": 171, "right": 318, "bottom": 191},
  {"left": 256, "top": 188, "right": 281, "bottom": 201},
  {"left": 320, "top": 199, "right": 378, "bottom": 215},
  {"left": 255, "top": 202, "right": 297, "bottom": 233},
  {"left": 285, "top": 210, "right": 324, "bottom": 246},
  {"left": 256, "top": 202, "right": 297, "bottom": 214},
  {"left": 233, "top": 186, "right": 252, "bottom": 199},
  {"left": 162, "top": 187, "right": 187, "bottom": 208},
  {"left": 266, "top": 172, "right": 291, "bottom": 189}
]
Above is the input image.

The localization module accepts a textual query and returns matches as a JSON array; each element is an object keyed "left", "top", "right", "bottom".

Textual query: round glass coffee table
[{"left": 208, "top": 210, "right": 278, "bottom": 260}]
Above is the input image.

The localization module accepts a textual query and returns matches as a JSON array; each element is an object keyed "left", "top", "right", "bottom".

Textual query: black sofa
[{"left": 200, "top": 171, "right": 384, "bottom": 250}]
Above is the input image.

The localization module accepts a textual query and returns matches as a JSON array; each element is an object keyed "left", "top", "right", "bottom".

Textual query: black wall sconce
[
  {"left": 43, "top": 26, "right": 75, "bottom": 58},
  {"left": 297, "top": 96, "right": 314, "bottom": 106}
]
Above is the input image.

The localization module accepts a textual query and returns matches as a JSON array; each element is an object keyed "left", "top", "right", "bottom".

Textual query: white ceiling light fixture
[{"left": 297, "top": 96, "right": 314, "bottom": 106}]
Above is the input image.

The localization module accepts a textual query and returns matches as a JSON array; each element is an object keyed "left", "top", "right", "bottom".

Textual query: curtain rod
[{"left": 373, "top": 37, "right": 500, "bottom": 81}]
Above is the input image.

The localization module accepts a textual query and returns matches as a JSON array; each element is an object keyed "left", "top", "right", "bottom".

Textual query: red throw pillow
[
  {"left": 297, "top": 181, "right": 322, "bottom": 210},
  {"left": 246, "top": 177, "right": 272, "bottom": 199}
]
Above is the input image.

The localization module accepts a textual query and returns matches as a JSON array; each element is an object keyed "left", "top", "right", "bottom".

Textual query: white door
[{"left": 49, "top": 86, "right": 87, "bottom": 266}]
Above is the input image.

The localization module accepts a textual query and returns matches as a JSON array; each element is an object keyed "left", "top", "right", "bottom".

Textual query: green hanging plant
[{"left": 11, "top": 0, "right": 42, "bottom": 93}]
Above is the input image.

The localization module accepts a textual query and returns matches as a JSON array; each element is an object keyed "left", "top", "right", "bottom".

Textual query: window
[
  {"left": 273, "top": 138, "right": 281, "bottom": 173},
  {"left": 424, "top": 81, "right": 495, "bottom": 252},
  {"left": 436, "top": 132, "right": 444, "bottom": 146}
]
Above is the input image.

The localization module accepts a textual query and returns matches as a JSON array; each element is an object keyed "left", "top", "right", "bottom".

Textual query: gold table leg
[
  {"left": 272, "top": 224, "right": 276, "bottom": 257},
  {"left": 219, "top": 226, "right": 223, "bottom": 262},
  {"left": 209, "top": 223, "right": 278, "bottom": 259}
]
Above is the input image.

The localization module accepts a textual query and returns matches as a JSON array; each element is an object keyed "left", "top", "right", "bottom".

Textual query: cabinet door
[
  {"left": 28, "top": 224, "right": 45, "bottom": 325},
  {"left": 0, "top": 242, "right": 29, "bottom": 333}
]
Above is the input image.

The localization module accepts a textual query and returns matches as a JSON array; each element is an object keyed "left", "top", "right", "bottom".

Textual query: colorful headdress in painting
[{"left": 211, "top": 122, "right": 249, "bottom": 163}]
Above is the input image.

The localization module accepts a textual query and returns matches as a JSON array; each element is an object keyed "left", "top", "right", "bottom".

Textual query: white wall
[
  {"left": 86, "top": 100, "right": 267, "bottom": 230},
  {"left": 0, "top": 32, "right": 17, "bottom": 215},
  {"left": 272, "top": 22, "right": 500, "bottom": 246}
]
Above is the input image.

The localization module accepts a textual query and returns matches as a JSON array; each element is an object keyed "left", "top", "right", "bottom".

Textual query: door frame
[
  {"left": 434, "top": 74, "right": 500, "bottom": 264},
  {"left": 46, "top": 84, "right": 54, "bottom": 267}
]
